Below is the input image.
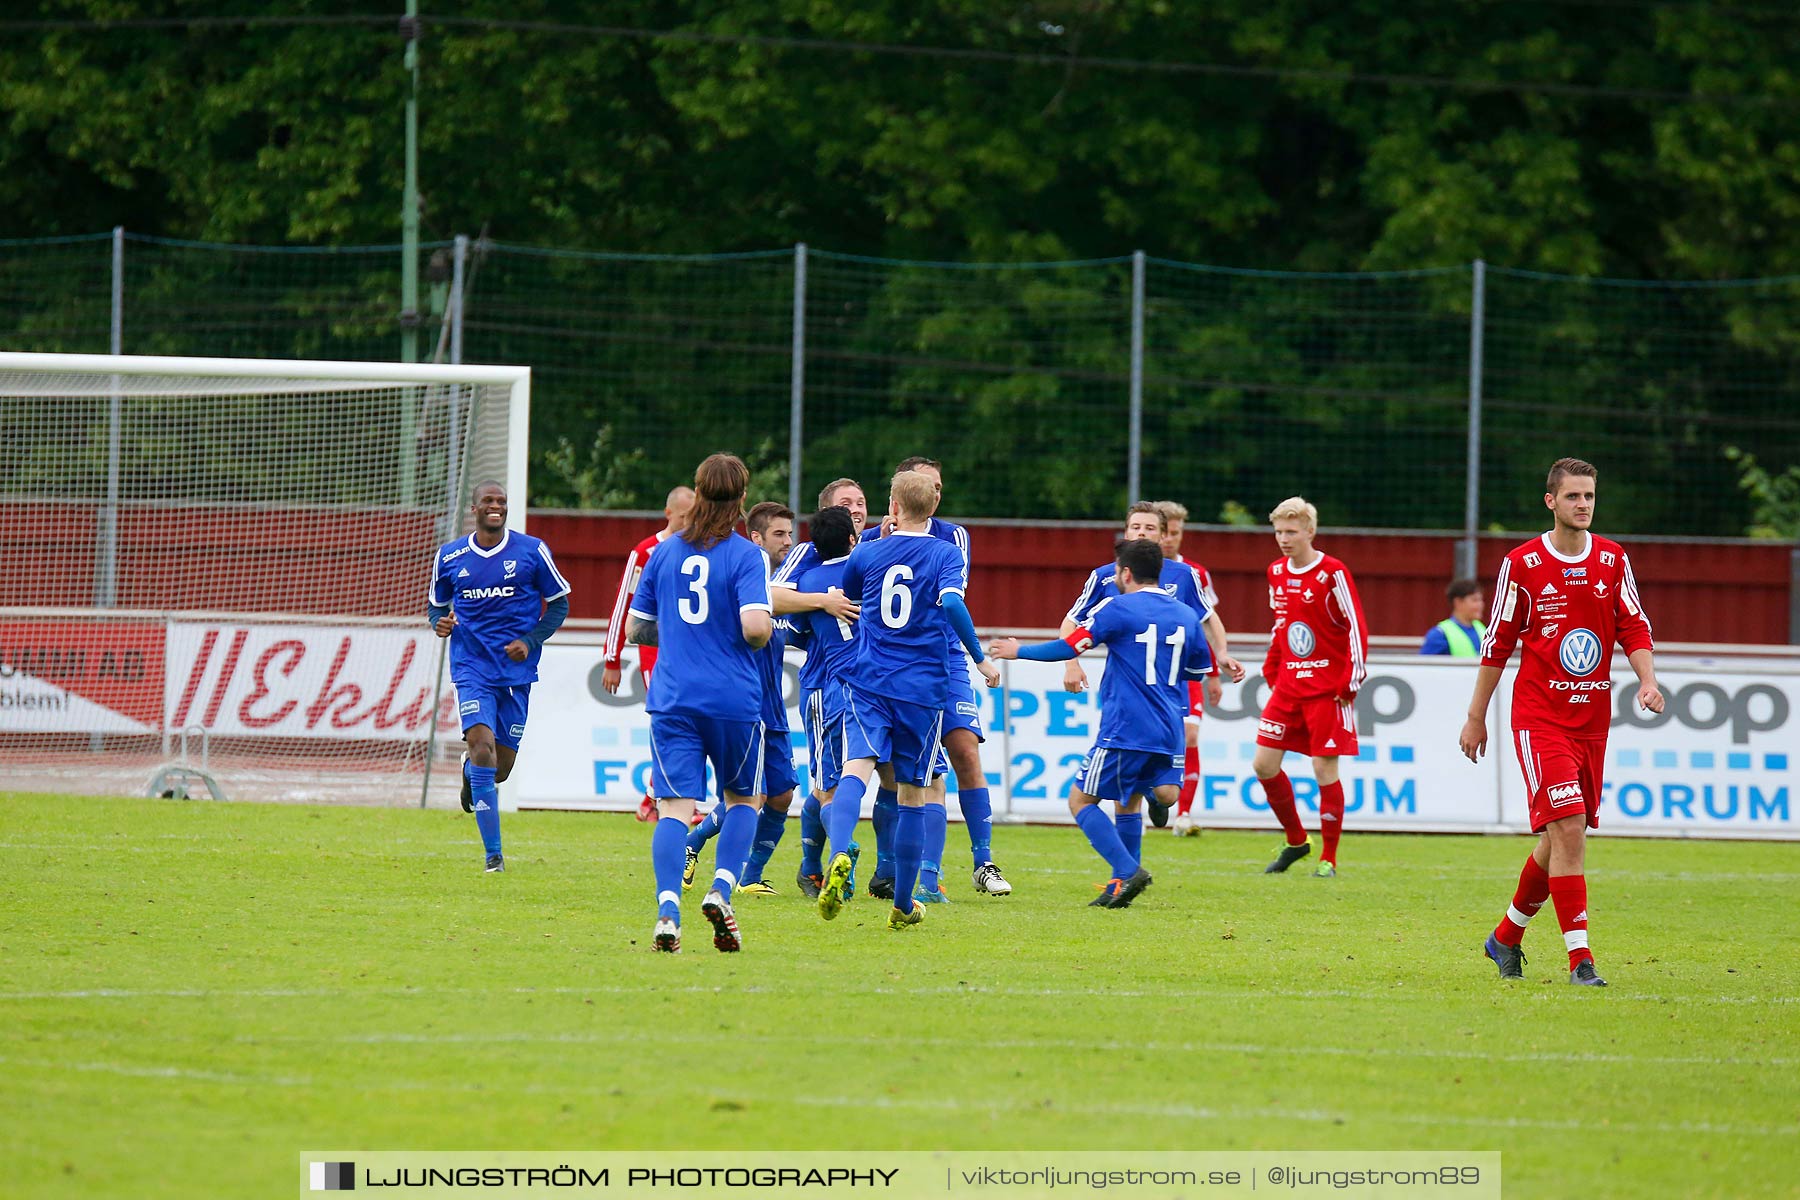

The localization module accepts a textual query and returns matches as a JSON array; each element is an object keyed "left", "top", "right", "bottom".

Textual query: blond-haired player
[
  {"left": 1254, "top": 497, "right": 1368, "bottom": 877},
  {"left": 1151, "top": 500, "right": 1233, "bottom": 836}
]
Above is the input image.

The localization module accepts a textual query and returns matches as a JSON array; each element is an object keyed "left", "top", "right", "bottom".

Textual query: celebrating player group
[{"left": 431, "top": 451, "right": 1658, "bottom": 986}]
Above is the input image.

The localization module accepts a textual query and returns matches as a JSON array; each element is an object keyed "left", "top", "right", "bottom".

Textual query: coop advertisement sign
[{"left": 513, "top": 646, "right": 1798, "bottom": 841}]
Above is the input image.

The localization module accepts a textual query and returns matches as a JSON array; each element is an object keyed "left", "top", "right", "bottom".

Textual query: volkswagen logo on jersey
[
  {"left": 1286, "top": 621, "right": 1316, "bottom": 658},
  {"left": 1558, "top": 627, "right": 1602, "bottom": 676}
]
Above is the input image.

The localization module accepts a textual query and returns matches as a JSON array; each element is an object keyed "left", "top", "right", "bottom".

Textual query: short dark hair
[
  {"left": 746, "top": 501, "right": 794, "bottom": 538},
  {"left": 896, "top": 455, "right": 941, "bottom": 474},
  {"left": 1546, "top": 457, "right": 1598, "bottom": 493},
  {"left": 1447, "top": 577, "right": 1482, "bottom": 604},
  {"left": 810, "top": 505, "right": 856, "bottom": 560},
  {"left": 1114, "top": 537, "right": 1163, "bottom": 586}
]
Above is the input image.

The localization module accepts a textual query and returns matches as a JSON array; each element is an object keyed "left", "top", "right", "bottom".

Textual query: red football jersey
[
  {"left": 603, "top": 531, "right": 668, "bottom": 671},
  {"left": 1174, "top": 554, "right": 1221, "bottom": 612},
  {"left": 1481, "top": 531, "right": 1653, "bottom": 738},
  {"left": 1262, "top": 553, "right": 1369, "bottom": 700}
]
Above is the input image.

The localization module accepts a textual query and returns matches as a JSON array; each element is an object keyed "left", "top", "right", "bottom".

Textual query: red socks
[
  {"left": 1494, "top": 855, "right": 1550, "bottom": 946},
  {"left": 1318, "top": 780, "right": 1345, "bottom": 864},
  {"left": 1176, "top": 744, "right": 1200, "bottom": 816},
  {"left": 1548, "top": 874, "right": 1593, "bottom": 969},
  {"left": 1260, "top": 770, "right": 1308, "bottom": 844}
]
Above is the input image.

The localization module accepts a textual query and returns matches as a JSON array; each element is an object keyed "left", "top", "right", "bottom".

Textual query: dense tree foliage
[{"left": 4, "top": 1, "right": 1799, "bottom": 532}]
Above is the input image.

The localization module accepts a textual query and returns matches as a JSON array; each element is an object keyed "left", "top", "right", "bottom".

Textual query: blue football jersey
[
  {"left": 754, "top": 571, "right": 791, "bottom": 733},
  {"left": 629, "top": 531, "right": 772, "bottom": 722},
  {"left": 429, "top": 529, "right": 571, "bottom": 687},
  {"left": 793, "top": 556, "right": 858, "bottom": 711},
  {"left": 1067, "top": 558, "right": 1213, "bottom": 629},
  {"left": 1082, "top": 589, "right": 1213, "bottom": 754},
  {"left": 842, "top": 531, "right": 966, "bottom": 707},
  {"left": 876, "top": 516, "right": 971, "bottom": 660}
]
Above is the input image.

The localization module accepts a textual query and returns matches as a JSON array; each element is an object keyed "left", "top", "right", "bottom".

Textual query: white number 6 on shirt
[{"left": 881, "top": 564, "right": 914, "bottom": 629}]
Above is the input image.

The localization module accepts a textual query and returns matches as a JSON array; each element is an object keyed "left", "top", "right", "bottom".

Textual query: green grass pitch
[{"left": 3, "top": 793, "right": 1796, "bottom": 1199}]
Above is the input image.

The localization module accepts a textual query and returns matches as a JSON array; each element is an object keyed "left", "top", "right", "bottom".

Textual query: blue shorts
[
  {"left": 1075, "top": 745, "right": 1182, "bottom": 805},
  {"left": 650, "top": 713, "right": 764, "bottom": 800},
  {"left": 943, "top": 657, "right": 985, "bottom": 742},
  {"left": 804, "top": 687, "right": 847, "bottom": 794},
  {"left": 763, "top": 724, "right": 799, "bottom": 799},
  {"left": 454, "top": 680, "right": 531, "bottom": 750},
  {"left": 844, "top": 689, "right": 944, "bottom": 788}
]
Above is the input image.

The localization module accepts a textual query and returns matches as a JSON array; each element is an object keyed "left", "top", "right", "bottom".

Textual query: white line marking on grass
[
  {"left": 280, "top": 1029, "right": 1793, "bottom": 1069},
  {"left": 0, "top": 1055, "right": 311, "bottom": 1086},
  {"left": 5, "top": 983, "right": 1796, "bottom": 1007}
]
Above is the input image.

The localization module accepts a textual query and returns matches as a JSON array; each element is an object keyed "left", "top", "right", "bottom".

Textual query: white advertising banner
[
  {"left": 516, "top": 644, "right": 1797, "bottom": 840},
  {"left": 1500, "top": 667, "right": 1797, "bottom": 838},
  {"left": 163, "top": 621, "right": 458, "bottom": 739}
]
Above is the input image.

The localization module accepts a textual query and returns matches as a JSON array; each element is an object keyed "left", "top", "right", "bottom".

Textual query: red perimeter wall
[{"left": 528, "top": 512, "right": 1796, "bottom": 646}]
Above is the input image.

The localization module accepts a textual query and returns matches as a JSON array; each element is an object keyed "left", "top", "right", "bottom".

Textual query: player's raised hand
[
  {"left": 433, "top": 612, "right": 457, "bottom": 638},
  {"left": 987, "top": 637, "right": 1020, "bottom": 660},
  {"left": 601, "top": 665, "right": 623, "bottom": 694},
  {"left": 1638, "top": 681, "right": 1665, "bottom": 714},
  {"left": 503, "top": 638, "right": 530, "bottom": 662},
  {"left": 1458, "top": 715, "right": 1487, "bottom": 763},
  {"left": 1062, "top": 660, "right": 1088, "bottom": 693},
  {"left": 1217, "top": 653, "right": 1247, "bottom": 684},
  {"left": 978, "top": 659, "right": 1001, "bottom": 689}
]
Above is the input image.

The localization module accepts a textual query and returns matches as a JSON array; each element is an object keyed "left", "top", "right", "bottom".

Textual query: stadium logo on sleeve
[
  {"left": 1286, "top": 621, "right": 1316, "bottom": 657},
  {"left": 1558, "top": 628, "right": 1602, "bottom": 676}
]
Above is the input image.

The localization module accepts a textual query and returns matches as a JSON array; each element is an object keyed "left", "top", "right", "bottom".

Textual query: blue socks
[
  {"left": 710, "top": 805, "right": 757, "bottom": 902},
  {"left": 468, "top": 763, "right": 500, "bottom": 854},
  {"left": 651, "top": 816, "right": 686, "bottom": 921},
  {"left": 919, "top": 802, "right": 948, "bottom": 893},
  {"left": 828, "top": 775, "right": 867, "bottom": 861},
  {"left": 959, "top": 786, "right": 993, "bottom": 866},
  {"left": 872, "top": 787, "right": 898, "bottom": 878},
  {"left": 799, "top": 792, "right": 825, "bottom": 876},
  {"left": 1076, "top": 804, "right": 1138, "bottom": 880},
  {"left": 894, "top": 804, "right": 926, "bottom": 914},
  {"left": 741, "top": 806, "right": 788, "bottom": 885},
  {"left": 686, "top": 804, "right": 723, "bottom": 852},
  {"left": 1115, "top": 810, "right": 1143, "bottom": 865}
]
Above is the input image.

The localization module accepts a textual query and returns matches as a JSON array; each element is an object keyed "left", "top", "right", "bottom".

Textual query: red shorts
[
  {"left": 1515, "top": 728, "right": 1605, "bottom": 833},
  {"left": 1255, "top": 690, "right": 1358, "bottom": 758},
  {"left": 1185, "top": 680, "right": 1206, "bottom": 723}
]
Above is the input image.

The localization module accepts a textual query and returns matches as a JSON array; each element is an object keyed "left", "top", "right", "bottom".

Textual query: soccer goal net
[{"left": 0, "top": 351, "right": 529, "bottom": 807}]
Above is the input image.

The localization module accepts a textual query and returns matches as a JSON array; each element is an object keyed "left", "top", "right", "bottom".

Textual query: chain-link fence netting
[
  {"left": 1143, "top": 261, "right": 1473, "bottom": 530},
  {"left": 1481, "top": 267, "right": 1800, "bottom": 536},
  {"left": 4, "top": 232, "right": 1799, "bottom": 537},
  {"left": 464, "top": 244, "right": 796, "bottom": 510},
  {"left": 803, "top": 252, "right": 1133, "bottom": 518}
]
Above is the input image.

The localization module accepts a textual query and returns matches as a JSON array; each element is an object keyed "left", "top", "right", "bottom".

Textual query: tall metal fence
[{"left": 6, "top": 231, "right": 1800, "bottom": 567}]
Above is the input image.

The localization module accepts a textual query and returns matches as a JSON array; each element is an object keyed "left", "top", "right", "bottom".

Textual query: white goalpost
[{"left": 0, "top": 351, "right": 530, "bottom": 808}]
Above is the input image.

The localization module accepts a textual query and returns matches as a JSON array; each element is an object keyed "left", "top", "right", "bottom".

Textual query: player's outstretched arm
[
  {"left": 1458, "top": 664, "right": 1504, "bottom": 763},
  {"left": 1202, "top": 611, "right": 1246, "bottom": 683},
  {"left": 772, "top": 587, "right": 859, "bottom": 620}
]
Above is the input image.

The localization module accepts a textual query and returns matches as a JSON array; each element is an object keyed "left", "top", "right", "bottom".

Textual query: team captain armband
[{"left": 1066, "top": 628, "right": 1095, "bottom": 653}]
